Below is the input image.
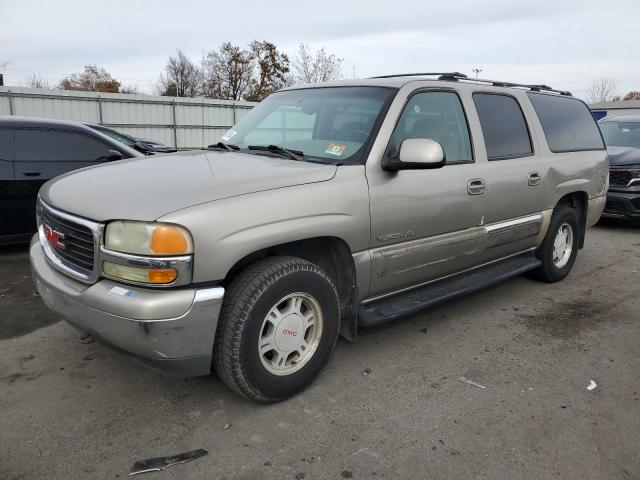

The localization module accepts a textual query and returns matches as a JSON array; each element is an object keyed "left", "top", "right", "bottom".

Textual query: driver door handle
[
  {"left": 528, "top": 172, "right": 542, "bottom": 186},
  {"left": 23, "top": 172, "right": 42, "bottom": 177},
  {"left": 467, "top": 178, "right": 486, "bottom": 195}
]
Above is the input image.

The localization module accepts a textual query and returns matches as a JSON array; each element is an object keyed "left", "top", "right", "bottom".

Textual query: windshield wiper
[
  {"left": 207, "top": 142, "right": 239, "bottom": 152},
  {"left": 248, "top": 144, "right": 304, "bottom": 161}
]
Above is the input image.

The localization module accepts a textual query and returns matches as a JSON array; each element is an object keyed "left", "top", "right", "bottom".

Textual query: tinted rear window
[
  {"left": 527, "top": 93, "right": 604, "bottom": 152},
  {"left": 473, "top": 93, "right": 533, "bottom": 160},
  {"left": 15, "top": 129, "right": 113, "bottom": 162}
]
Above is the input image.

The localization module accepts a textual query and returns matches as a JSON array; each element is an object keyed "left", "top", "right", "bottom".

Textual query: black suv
[
  {"left": 0, "top": 116, "right": 142, "bottom": 245},
  {"left": 599, "top": 116, "right": 640, "bottom": 221}
]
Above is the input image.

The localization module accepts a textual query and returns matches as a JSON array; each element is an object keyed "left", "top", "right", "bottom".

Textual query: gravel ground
[{"left": 1, "top": 221, "right": 639, "bottom": 480}]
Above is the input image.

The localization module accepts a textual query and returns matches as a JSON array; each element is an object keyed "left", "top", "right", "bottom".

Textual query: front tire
[
  {"left": 214, "top": 256, "right": 340, "bottom": 403},
  {"left": 531, "top": 204, "right": 580, "bottom": 283}
]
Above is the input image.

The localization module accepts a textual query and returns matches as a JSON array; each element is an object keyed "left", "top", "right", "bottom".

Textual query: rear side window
[
  {"left": 15, "top": 129, "right": 114, "bottom": 162},
  {"left": 473, "top": 93, "right": 533, "bottom": 160},
  {"left": 527, "top": 93, "right": 604, "bottom": 152},
  {"left": 0, "top": 129, "right": 14, "bottom": 161}
]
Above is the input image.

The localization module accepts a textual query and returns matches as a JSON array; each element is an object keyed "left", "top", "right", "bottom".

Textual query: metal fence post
[
  {"left": 232, "top": 103, "right": 237, "bottom": 124},
  {"left": 97, "top": 95, "right": 103, "bottom": 124},
  {"left": 7, "top": 90, "right": 14, "bottom": 115},
  {"left": 172, "top": 100, "right": 178, "bottom": 149}
]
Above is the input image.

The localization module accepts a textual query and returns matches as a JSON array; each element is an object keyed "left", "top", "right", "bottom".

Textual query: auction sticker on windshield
[
  {"left": 221, "top": 129, "right": 237, "bottom": 142},
  {"left": 325, "top": 143, "right": 347, "bottom": 157}
]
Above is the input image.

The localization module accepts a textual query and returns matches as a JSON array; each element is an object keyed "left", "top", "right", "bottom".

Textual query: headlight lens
[{"left": 105, "top": 221, "right": 193, "bottom": 255}]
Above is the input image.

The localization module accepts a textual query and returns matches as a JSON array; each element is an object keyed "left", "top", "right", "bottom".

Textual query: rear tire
[
  {"left": 214, "top": 256, "right": 340, "bottom": 403},
  {"left": 531, "top": 204, "right": 580, "bottom": 283}
]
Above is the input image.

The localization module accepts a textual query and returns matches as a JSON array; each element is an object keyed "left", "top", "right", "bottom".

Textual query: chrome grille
[
  {"left": 609, "top": 170, "right": 633, "bottom": 187},
  {"left": 38, "top": 201, "right": 101, "bottom": 283}
]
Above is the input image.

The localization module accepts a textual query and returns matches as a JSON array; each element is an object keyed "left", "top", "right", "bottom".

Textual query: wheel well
[
  {"left": 222, "top": 237, "right": 358, "bottom": 340},
  {"left": 556, "top": 192, "right": 588, "bottom": 248}
]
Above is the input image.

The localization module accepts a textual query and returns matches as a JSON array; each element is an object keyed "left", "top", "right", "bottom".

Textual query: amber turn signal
[
  {"left": 151, "top": 226, "right": 189, "bottom": 255},
  {"left": 147, "top": 268, "right": 178, "bottom": 284}
]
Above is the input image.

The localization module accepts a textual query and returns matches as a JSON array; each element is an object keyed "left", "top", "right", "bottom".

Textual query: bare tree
[
  {"left": 623, "top": 91, "right": 640, "bottom": 101},
  {"left": 119, "top": 84, "right": 140, "bottom": 94},
  {"left": 58, "top": 65, "right": 121, "bottom": 93},
  {"left": 205, "top": 42, "right": 254, "bottom": 100},
  {"left": 587, "top": 78, "right": 619, "bottom": 103},
  {"left": 24, "top": 73, "right": 50, "bottom": 89},
  {"left": 291, "top": 44, "right": 343, "bottom": 85},
  {"left": 155, "top": 50, "right": 203, "bottom": 97},
  {"left": 244, "top": 41, "right": 289, "bottom": 102}
]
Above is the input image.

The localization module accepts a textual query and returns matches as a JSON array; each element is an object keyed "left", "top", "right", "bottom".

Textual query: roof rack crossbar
[
  {"left": 369, "top": 72, "right": 468, "bottom": 80},
  {"left": 368, "top": 72, "right": 572, "bottom": 96}
]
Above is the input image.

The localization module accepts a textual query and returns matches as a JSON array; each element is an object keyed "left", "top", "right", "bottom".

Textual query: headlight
[{"left": 105, "top": 221, "right": 193, "bottom": 255}]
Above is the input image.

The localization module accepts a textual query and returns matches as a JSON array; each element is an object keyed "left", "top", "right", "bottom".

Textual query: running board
[{"left": 358, "top": 253, "right": 541, "bottom": 328}]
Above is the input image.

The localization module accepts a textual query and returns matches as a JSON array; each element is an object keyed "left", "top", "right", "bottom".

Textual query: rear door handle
[
  {"left": 23, "top": 172, "right": 42, "bottom": 177},
  {"left": 467, "top": 178, "right": 486, "bottom": 195},
  {"left": 528, "top": 172, "right": 542, "bottom": 186}
]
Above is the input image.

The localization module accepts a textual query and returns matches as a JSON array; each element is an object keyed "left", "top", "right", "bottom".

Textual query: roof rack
[
  {"left": 370, "top": 72, "right": 468, "bottom": 81},
  {"left": 368, "top": 72, "right": 572, "bottom": 96}
]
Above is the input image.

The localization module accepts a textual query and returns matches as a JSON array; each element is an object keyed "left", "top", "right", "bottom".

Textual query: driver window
[{"left": 388, "top": 91, "right": 473, "bottom": 164}]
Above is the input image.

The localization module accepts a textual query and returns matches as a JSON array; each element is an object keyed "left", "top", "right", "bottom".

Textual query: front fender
[{"left": 159, "top": 166, "right": 371, "bottom": 283}]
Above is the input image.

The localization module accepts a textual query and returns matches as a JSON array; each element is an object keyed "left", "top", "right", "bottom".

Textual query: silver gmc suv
[{"left": 30, "top": 72, "right": 608, "bottom": 402}]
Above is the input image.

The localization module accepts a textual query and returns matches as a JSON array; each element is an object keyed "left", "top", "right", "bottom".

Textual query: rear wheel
[
  {"left": 214, "top": 256, "right": 340, "bottom": 403},
  {"left": 531, "top": 204, "right": 580, "bottom": 282}
]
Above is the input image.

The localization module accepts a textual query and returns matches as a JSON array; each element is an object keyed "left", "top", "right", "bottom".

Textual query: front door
[{"left": 366, "top": 90, "right": 487, "bottom": 298}]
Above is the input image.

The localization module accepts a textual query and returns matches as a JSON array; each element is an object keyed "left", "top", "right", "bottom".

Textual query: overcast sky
[{"left": 1, "top": 0, "right": 637, "bottom": 100}]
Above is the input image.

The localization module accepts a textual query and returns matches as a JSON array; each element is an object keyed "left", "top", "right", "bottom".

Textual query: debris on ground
[
  {"left": 223, "top": 423, "right": 231, "bottom": 429},
  {"left": 587, "top": 379, "right": 598, "bottom": 391},
  {"left": 78, "top": 334, "right": 94, "bottom": 344},
  {"left": 458, "top": 376, "right": 486, "bottom": 389},
  {"left": 129, "top": 449, "right": 208, "bottom": 476},
  {"left": 21, "top": 354, "right": 35, "bottom": 361},
  {"left": 362, "top": 368, "right": 371, "bottom": 376}
]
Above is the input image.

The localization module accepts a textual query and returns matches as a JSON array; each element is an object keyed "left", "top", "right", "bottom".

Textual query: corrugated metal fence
[{"left": 0, "top": 87, "right": 256, "bottom": 150}]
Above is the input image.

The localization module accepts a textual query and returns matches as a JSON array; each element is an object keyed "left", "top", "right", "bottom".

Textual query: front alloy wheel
[
  {"left": 259, "top": 292, "right": 323, "bottom": 376},
  {"left": 214, "top": 256, "right": 340, "bottom": 403}
]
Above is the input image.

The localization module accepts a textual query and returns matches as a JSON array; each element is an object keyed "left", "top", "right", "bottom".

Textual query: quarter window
[
  {"left": 15, "top": 129, "right": 114, "bottom": 162},
  {"left": 388, "top": 91, "right": 473, "bottom": 164},
  {"left": 527, "top": 93, "right": 605, "bottom": 152},
  {"left": 473, "top": 93, "right": 533, "bottom": 160}
]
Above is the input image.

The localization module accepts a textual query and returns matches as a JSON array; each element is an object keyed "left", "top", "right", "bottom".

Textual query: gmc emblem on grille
[{"left": 44, "top": 224, "right": 65, "bottom": 250}]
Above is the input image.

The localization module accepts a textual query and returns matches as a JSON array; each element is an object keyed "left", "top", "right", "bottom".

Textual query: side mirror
[
  {"left": 383, "top": 138, "right": 446, "bottom": 172},
  {"left": 103, "top": 149, "right": 124, "bottom": 161},
  {"left": 133, "top": 141, "right": 150, "bottom": 153}
]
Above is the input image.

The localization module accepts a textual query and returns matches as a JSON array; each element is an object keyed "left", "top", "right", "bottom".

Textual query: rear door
[
  {"left": 472, "top": 92, "right": 547, "bottom": 260},
  {"left": 13, "top": 128, "right": 121, "bottom": 235}
]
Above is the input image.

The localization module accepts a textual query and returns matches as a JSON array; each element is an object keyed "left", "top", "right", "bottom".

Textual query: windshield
[
  {"left": 600, "top": 121, "right": 640, "bottom": 149},
  {"left": 218, "top": 86, "right": 396, "bottom": 163}
]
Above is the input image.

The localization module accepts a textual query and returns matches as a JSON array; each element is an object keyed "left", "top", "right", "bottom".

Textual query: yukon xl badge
[{"left": 376, "top": 230, "right": 416, "bottom": 243}]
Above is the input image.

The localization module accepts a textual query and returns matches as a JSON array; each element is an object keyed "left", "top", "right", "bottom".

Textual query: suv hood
[
  {"left": 607, "top": 146, "right": 640, "bottom": 167},
  {"left": 41, "top": 150, "right": 337, "bottom": 221}
]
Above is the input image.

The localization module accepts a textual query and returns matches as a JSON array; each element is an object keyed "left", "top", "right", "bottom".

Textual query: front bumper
[
  {"left": 603, "top": 190, "right": 640, "bottom": 220},
  {"left": 30, "top": 236, "right": 224, "bottom": 377}
]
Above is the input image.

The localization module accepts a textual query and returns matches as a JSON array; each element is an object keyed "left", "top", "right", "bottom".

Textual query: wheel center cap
[{"left": 274, "top": 314, "right": 304, "bottom": 352}]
